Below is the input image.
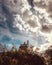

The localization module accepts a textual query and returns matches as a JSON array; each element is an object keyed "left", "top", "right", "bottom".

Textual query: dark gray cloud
[
  {"left": 47, "top": 2, "right": 52, "bottom": 17},
  {"left": 27, "top": 20, "right": 37, "bottom": 28},
  {"left": 27, "top": 0, "right": 34, "bottom": 7},
  {"left": 41, "top": 24, "right": 52, "bottom": 33}
]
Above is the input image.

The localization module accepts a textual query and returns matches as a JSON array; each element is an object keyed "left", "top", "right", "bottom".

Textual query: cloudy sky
[{"left": 0, "top": 0, "right": 52, "bottom": 51}]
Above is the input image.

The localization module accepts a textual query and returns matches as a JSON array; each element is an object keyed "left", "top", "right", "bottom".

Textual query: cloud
[
  {"left": 47, "top": 2, "right": 52, "bottom": 17},
  {"left": 41, "top": 24, "right": 52, "bottom": 33},
  {"left": 33, "top": 0, "right": 52, "bottom": 17},
  {"left": 0, "top": 0, "right": 52, "bottom": 51},
  {"left": 1, "top": 0, "right": 52, "bottom": 34}
]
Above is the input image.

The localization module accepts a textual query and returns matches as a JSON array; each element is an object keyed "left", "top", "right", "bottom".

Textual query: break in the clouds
[{"left": 0, "top": 0, "right": 52, "bottom": 51}]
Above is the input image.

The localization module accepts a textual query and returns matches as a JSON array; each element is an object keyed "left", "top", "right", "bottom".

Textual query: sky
[{"left": 0, "top": 0, "right": 52, "bottom": 51}]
